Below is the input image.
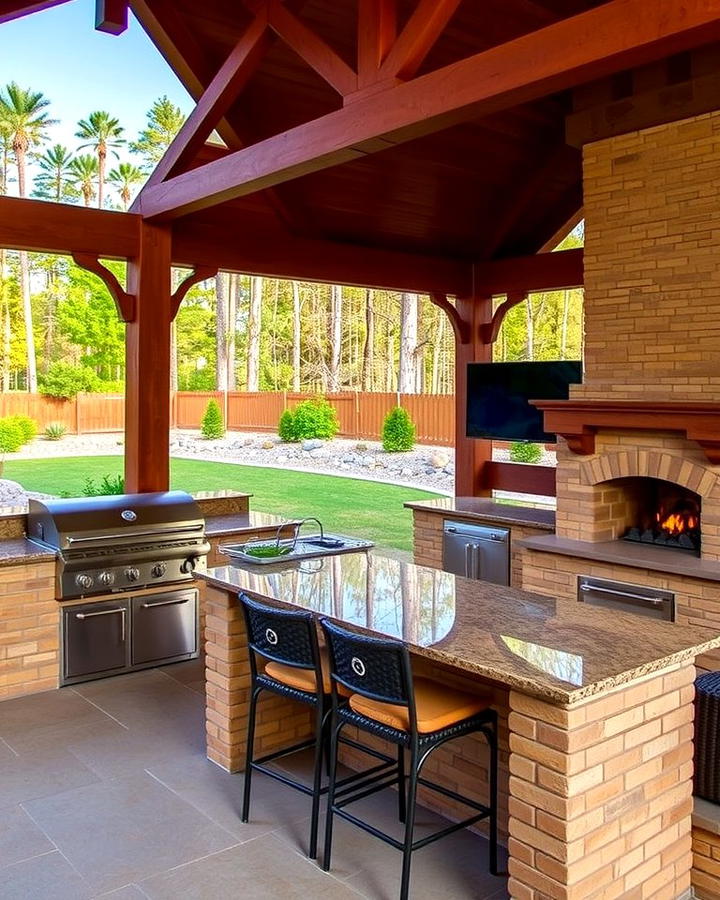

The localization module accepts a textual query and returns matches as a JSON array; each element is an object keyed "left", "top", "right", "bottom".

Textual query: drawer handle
[
  {"left": 75, "top": 607, "right": 126, "bottom": 640},
  {"left": 580, "top": 584, "right": 664, "bottom": 605},
  {"left": 140, "top": 598, "right": 191, "bottom": 608}
]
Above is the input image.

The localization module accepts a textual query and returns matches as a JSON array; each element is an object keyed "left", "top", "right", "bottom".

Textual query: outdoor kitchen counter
[
  {"left": 403, "top": 496, "right": 556, "bottom": 530},
  {"left": 197, "top": 554, "right": 719, "bottom": 896},
  {"left": 204, "top": 510, "right": 291, "bottom": 538},
  {"left": 0, "top": 537, "right": 56, "bottom": 567}
]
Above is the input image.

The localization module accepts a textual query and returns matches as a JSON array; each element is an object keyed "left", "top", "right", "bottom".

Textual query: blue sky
[{"left": 0, "top": 0, "right": 193, "bottom": 192}]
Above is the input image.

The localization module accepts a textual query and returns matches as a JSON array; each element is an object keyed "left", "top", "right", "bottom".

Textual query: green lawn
[{"left": 4, "top": 456, "right": 441, "bottom": 552}]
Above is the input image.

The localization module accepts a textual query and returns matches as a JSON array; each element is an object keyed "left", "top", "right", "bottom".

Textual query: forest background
[{"left": 0, "top": 85, "right": 584, "bottom": 402}]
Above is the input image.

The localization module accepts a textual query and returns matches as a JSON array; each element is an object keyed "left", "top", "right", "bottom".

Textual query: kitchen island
[{"left": 197, "top": 553, "right": 720, "bottom": 898}]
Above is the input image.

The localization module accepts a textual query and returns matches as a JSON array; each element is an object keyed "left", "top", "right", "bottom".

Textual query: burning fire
[{"left": 656, "top": 509, "right": 699, "bottom": 535}]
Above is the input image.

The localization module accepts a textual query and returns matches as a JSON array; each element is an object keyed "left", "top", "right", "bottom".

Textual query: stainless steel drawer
[{"left": 578, "top": 575, "right": 675, "bottom": 621}]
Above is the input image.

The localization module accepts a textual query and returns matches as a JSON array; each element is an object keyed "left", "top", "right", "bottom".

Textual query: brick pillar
[{"left": 507, "top": 663, "right": 695, "bottom": 898}]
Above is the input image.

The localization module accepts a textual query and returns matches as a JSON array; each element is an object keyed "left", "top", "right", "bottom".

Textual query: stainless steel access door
[
  {"left": 131, "top": 589, "right": 198, "bottom": 666},
  {"left": 63, "top": 599, "right": 130, "bottom": 682},
  {"left": 442, "top": 521, "right": 511, "bottom": 586}
]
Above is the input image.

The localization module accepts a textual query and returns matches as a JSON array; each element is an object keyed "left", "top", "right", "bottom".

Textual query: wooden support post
[
  {"left": 124, "top": 222, "right": 172, "bottom": 493},
  {"left": 454, "top": 295, "right": 492, "bottom": 497}
]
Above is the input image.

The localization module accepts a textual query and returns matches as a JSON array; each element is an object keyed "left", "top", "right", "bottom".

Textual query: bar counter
[{"left": 196, "top": 553, "right": 720, "bottom": 898}]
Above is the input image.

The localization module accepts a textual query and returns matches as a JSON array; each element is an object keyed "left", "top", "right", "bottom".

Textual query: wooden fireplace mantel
[{"left": 531, "top": 400, "right": 720, "bottom": 464}]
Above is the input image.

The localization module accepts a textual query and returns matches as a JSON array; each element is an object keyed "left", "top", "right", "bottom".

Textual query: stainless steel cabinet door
[
  {"left": 131, "top": 589, "right": 198, "bottom": 665},
  {"left": 64, "top": 601, "right": 129, "bottom": 679}
]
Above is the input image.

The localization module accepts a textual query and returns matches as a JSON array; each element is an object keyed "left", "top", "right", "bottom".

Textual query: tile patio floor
[{"left": 0, "top": 660, "right": 509, "bottom": 899}]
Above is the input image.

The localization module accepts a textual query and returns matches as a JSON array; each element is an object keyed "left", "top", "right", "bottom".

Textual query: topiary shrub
[
  {"left": 278, "top": 408, "right": 297, "bottom": 442},
  {"left": 201, "top": 399, "right": 225, "bottom": 439},
  {"left": 0, "top": 419, "right": 25, "bottom": 454},
  {"left": 289, "top": 397, "right": 339, "bottom": 441},
  {"left": 509, "top": 441, "right": 543, "bottom": 464},
  {"left": 382, "top": 407, "right": 416, "bottom": 452},
  {"left": 6, "top": 415, "right": 37, "bottom": 444}
]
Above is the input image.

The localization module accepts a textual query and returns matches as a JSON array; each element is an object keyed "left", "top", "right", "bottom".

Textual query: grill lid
[{"left": 27, "top": 491, "right": 204, "bottom": 551}]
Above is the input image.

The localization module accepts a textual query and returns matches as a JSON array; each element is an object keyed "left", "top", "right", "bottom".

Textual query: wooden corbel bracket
[
  {"left": 429, "top": 292, "right": 470, "bottom": 344},
  {"left": 171, "top": 266, "right": 218, "bottom": 319},
  {"left": 71, "top": 252, "right": 136, "bottom": 322},
  {"left": 480, "top": 290, "right": 526, "bottom": 345}
]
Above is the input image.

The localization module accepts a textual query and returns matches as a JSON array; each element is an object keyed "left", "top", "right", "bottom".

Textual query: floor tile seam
[
  {"left": 0, "top": 735, "right": 21, "bottom": 757},
  {"left": 93, "top": 883, "right": 151, "bottom": 899},
  {"left": 135, "top": 838, "right": 246, "bottom": 887},
  {"left": 68, "top": 688, "right": 131, "bottom": 730},
  {"left": 18, "top": 801, "right": 92, "bottom": 885},
  {"left": 0, "top": 847, "right": 59, "bottom": 875},
  {"left": 153, "top": 666, "right": 209, "bottom": 700}
]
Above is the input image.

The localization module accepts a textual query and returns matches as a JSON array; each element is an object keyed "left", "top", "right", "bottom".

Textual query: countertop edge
[
  {"left": 404, "top": 498, "right": 556, "bottom": 531},
  {"left": 0, "top": 538, "right": 56, "bottom": 567}
]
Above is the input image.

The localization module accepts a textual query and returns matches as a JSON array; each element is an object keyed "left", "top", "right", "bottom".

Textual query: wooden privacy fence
[{"left": 0, "top": 391, "right": 455, "bottom": 445}]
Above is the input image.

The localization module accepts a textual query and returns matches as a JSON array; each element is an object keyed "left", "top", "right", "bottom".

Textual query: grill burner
[{"left": 27, "top": 491, "right": 210, "bottom": 599}]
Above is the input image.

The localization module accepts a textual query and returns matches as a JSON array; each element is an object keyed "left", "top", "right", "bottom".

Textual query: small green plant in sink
[{"left": 243, "top": 544, "right": 292, "bottom": 559}]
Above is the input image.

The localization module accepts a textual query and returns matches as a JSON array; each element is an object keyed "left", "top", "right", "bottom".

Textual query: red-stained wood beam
[
  {"left": 429, "top": 292, "right": 470, "bottom": 344},
  {"left": 137, "top": 0, "right": 720, "bottom": 221},
  {"left": 125, "top": 222, "right": 172, "bottom": 493},
  {"left": 472, "top": 248, "right": 583, "bottom": 296},
  {"left": 72, "top": 252, "right": 136, "bottom": 322},
  {"left": 170, "top": 265, "right": 217, "bottom": 319},
  {"left": 95, "top": 0, "right": 127, "bottom": 34},
  {"left": 377, "top": 0, "right": 462, "bottom": 81},
  {"left": 357, "top": 0, "right": 396, "bottom": 88},
  {"left": 0, "top": 196, "right": 140, "bottom": 258},
  {"left": 486, "top": 461, "right": 557, "bottom": 497},
  {"left": 480, "top": 291, "right": 527, "bottom": 344},
  {"left": 0, "top": 0, "right": 70, "bottom": 24},
  {"left": 143, "top": 12, "right": 271, "bottom": 189},
  {"left": 267, "top": 0, "right": 357, "bottom": 96}
]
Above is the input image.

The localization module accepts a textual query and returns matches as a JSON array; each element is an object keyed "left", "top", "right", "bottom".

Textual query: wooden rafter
[
  {"left": 95, "top": 0, "right": 127, "bottom": 34},
  {"left": 429, "top": 293, "right": 470, "bottom": 344},
  {"left": 0, "top": 0, "right": 70, "bottom": 24},
  {"left": 267, "top": 0, "right": 357, "bottom": 96},
  {"left": 136, "top": 0, "right": 720, "bottom": 221},
  {"left": 480, "top": 291, "right": 527, "bottom": 344},
  {"left": 472, "top": 248, "right": 583, "bottom": 295},
  {"left": 170, "top": 266, "right": 218, "bottom": 319},
  {"left": 72, "top": 252, "right": 136, "bottom": 322},
  {"left": 144, "top": 12, "right": 271, "bottom": 188},
  {"left": 357, "top": 0, "right": 396, "bottom": 87},
  {"left": 378, "top": 0, "right": 462, "bottom": 81}
]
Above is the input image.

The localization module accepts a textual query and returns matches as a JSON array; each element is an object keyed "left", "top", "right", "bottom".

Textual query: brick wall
[
  {"left": 0, "top": 561, "right": 58, "bottom": 700},
  {"left": 693, "top": 826, "right": 720, "bottom": 898},
  {"left": 578, "top": 110, "right": 720, "bottom": 403}
]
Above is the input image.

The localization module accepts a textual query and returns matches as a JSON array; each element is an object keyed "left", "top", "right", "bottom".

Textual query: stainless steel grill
[{"left": 27, "top": 491, "right": 210, "bottom": 600}]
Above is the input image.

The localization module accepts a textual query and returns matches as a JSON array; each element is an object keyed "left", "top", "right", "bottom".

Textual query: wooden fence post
[{"left": 76, "top": 393, "right": 83, "bottom": 435}]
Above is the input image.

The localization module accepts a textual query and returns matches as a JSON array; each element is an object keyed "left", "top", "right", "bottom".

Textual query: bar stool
[
  {"left": 320, "top": 618, "right": 499, "bottom": 900},
  {"left": 238, "top": 593, "right": 397, "bottom": 860}
]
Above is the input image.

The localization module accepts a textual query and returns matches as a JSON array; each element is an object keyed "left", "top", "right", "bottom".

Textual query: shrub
[
  {"left": 0, "top": 419, "right": 24, "bottom": 454},
  {"left": 38, "top": 362, "right": 102, "bottom": 399},
  {"left": 44, "top": 422, "right": 67, "bottom": 441},
  {"left": 289, "top": 397, "right": 339, "bottom": 441},
  {"left": 82, "top": 474, "right": 125, "bottom": 496},
  {"left": 201, "top": 399, "right": 225, "bottom": 439},
  {"left": 6, "top": 415, "right": 37, "bottom": 444},
  {"left": 509, "top": 441, "right": 543, "bottom": 464},
  {"left": 382, "top": 407, "right": 416, "bottom": 452},
  {"left": 278, "top": 408, "right": 297, "bottom": 442}
]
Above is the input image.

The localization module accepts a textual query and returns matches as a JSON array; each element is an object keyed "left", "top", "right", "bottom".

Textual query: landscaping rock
[
  {"left": 0, "top": 479, "right": 29, "bottom": 506},
  {"left": 355, "top": 442, "right": 368, "bottom": 451},
  {"left": 302, "top": 439, "right": 324, "bottom": 451},
  {"left": 261, "top": 440, "right": 275, "bottom": 450},
  {"left": 430, "top": 452, "right": 450, "bottom": 469},
  {"left": 444, "top": 462, "right": 455, "bottom": 475}
]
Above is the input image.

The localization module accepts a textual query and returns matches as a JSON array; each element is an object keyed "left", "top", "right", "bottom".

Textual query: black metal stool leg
[
  {"left": 241, "top": 686, "right": 261, "bottom": 823},
  {"left": 399, "top": 746, "right": 419, "bottom": 900},
  {"left": 308, "top": 702, "right": 325, "bottom": 860},
  {"left": 397, "top": 744, "right": 406, "bottom": 824},
  {"left": 322, "top": 719, "right": 342, "bottom": 872}
]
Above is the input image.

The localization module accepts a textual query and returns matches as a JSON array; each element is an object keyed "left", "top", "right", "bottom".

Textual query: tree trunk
[
  {"left": 98, "top": 147, "right": 105, "bottom": 209},
  {"left": 329, "top": 284, "right": 342, "bottom": 392},
  {"left": 525, "top": 295, "right": 534, "bottom": 360},
  {"left": 431, "top": 312, "right": 444, "bottom": 393},
  {"left": 14, "top": 147, "right": 37, "bottom": 392},
  {"left": 0, "top": 248, "right": 8, "bottom": 392},
  {"left": 292, "top": 281, "right": 301, "bottom": 392},
  {"left": 215, "top": 272, "right": 228, "bottom": 391},
  {"left": 561, "top": 288, "right": 570, "bottom": 357},
  {"left": 362, "top": 288, "right": 374, "bottom": 392},
  {"left": 399, "top": 292, "right": 418, "bottom": 394},
  {"left": 247, "top": 275, "right": 262, "bottom": 392},
  {"left": 227, "top": 273, "right": 238, "bottom": 390}
]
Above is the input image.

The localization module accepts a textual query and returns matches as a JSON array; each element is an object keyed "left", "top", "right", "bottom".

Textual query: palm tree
[
  {"left": 75, "top": 110, "right": 124, "bottom": 208},
  {"left": 32, "top": 144, "right": 75, "bottom": 202},
  {"left": 130, "top": 96, "right": 185, "bottom": 169},
  {"left": 107, "top": 162, "right": 144, "bottom": 210},
  {"left": 70, "top": 155, "right": 99, "bottom": 207},
  {"left": 0, "top": 82, "right": 56, "bottom": 393}
]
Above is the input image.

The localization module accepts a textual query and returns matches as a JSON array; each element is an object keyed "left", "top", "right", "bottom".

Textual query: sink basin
[
  {"left": 303, "top": 537, "right": 345, "bottom": 549},
  {"left": 219, "top": 532, "right": 373, "bottom": 566}
]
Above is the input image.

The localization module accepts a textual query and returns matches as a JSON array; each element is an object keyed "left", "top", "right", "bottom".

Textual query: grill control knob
[
  {"left": 98, "top": 571, "right": 115, "bottom": 587},
  {"left": 180, "top": 557, "right": 197, "bottom": 574},
  {"left": 124, "top": 567, "right": 141, "bottom": 583},
  {"left": 75, "top": 574, "right": 93, "bottom": 591},
  {"left": 151, "top": 563, "right": 167, "bottom": 578}
]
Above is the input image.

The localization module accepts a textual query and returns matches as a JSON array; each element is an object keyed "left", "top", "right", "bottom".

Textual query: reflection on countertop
[
  {"left": 204, "top": 510, "right": 292, "bottom": 537},
  {"left": 0, "top": 537, "right": 56, "bottom": 567},
  {"left": 404, "top": 496, "right": 555, "bottom": 530},
  {"left": 197, "top": 553, "right": 720, "bottom": 705}
]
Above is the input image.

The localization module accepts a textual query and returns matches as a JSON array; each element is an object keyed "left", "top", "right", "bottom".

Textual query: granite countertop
[
  {"left": 404, "top": 496, "right": 555, "bottom": 531},
  {"left": 196, "top": 553, "right": 719, "bottom": 706},
  {"left": 0, "top": 538, "right": 56, "bottom": 567},
  {"left": 205, "top": 510, "right": 297, "bottom": 538}
]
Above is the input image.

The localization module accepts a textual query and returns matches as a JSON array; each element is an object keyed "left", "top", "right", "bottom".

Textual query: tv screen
[{"left": 466, "top": 360, "right": 582, "bottom": 442}]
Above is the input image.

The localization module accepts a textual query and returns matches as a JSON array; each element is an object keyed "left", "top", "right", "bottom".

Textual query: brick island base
[{"left": 203, "top": 582, "right": 698, "bottom": 898}]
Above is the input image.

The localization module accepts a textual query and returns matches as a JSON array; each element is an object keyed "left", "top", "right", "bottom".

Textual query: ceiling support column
[{"left": 125, "top": 222, "right": 172, "bottom": 493}]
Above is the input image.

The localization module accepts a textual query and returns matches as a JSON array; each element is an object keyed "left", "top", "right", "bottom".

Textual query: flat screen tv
[{"left": 466, "top": 360, "right": 583, "bottom": 442}]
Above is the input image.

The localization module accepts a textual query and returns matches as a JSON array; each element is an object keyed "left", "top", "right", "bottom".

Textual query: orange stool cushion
[
  {"left": 265, "top": 647, "right": 348, "bottom": 695},
  {"left": 349, "top": 678, "right": 490, "bottom": 734}
]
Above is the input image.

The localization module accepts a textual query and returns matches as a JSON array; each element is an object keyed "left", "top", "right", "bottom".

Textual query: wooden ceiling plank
[
  {"left": 267, "top": 0, "right": 357, "bottom": 96},
  {"left": 377, "top": 0, "right": 463, "bottom": 81},
  {"left": 357, "top": 0, "right": 397, "bottom": 87},
  {"left": 95, "top": 0, "right": 127, "bottom": 34},
  {"left": 143, "top": 11, "right": 271, "bottom": 189},
  {"left": 137, "top": 0, "right": 720, "bottom": 221}
]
